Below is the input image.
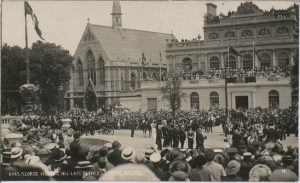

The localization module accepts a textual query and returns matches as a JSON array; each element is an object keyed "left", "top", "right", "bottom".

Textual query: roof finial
[{"left": 87, "top": 17, "right": 90, "bottom": 23}]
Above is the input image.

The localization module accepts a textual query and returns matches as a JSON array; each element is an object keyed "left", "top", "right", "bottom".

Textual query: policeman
[{"left": 187, "top": 127, "right": 195, "bottom": 149}]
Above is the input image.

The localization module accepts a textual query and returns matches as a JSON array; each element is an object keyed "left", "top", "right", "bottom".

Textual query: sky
[{"left": 2, "top": 0, "right": 297, "bottom": 54}]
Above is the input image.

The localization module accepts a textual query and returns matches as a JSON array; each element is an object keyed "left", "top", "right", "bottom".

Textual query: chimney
[{"left": 206, "top": 3, "right": 217, "bottom": 17}]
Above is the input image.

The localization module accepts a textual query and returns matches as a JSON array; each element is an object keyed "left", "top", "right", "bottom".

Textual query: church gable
[{"left": 73, "top": 24, "right": 110, "bottom": 67}]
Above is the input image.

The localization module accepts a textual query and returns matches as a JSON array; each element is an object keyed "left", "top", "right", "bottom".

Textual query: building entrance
[
  {"left": 235, "top": 96, "right": 248, "bottom": 110},
  {"left": 85, "top": 90, "right": 97, "bottom": 111}
]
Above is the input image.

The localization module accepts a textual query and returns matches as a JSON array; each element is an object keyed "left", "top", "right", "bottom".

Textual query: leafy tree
[
  {"left": 29, "top": 41, "right": 73, "bottom": 112},
  {"left": 160, "top": 70, "right": 186, "bottom": 119},
  {"left": 1, "top": 41, "right": 73, "bottom": 114},
  {"left": 1, "top": 44, "right": 26, "bottom": 114},
  {"left": 291, "top": 54, "right": 298, "bottom": 95}
]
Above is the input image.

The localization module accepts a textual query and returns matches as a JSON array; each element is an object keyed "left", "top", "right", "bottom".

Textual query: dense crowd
[
  {"left": 145, "top": 66, "right": 291, "bottom": 82},
  {"left": 1, "top": 107, "right": 298, "bottom": 181}
]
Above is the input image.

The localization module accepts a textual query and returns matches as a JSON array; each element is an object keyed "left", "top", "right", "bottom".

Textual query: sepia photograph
[{"left": 1, "top": 0, "right": 299, "bottom": 181}]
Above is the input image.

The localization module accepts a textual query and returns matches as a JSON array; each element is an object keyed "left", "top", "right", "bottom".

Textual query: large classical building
[
  {"left": 65, "top": 1, "right": 173, "bottom": 111},
  {"left": 65, "top": 1, "right": 298, "bottom": 112}
]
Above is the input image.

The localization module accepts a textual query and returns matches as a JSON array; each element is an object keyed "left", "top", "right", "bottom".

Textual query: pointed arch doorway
[{"left": 84, "top": 79, "right": 98, "bottom": 111}]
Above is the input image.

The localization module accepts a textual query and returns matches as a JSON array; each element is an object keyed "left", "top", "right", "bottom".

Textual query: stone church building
[{"left": 66, "top": 1, "right": 173, "bottom": 111}]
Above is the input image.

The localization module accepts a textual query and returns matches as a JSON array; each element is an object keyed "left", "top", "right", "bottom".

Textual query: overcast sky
[{"left": 2, "top": 0, "right": 296, "bottom": 54}]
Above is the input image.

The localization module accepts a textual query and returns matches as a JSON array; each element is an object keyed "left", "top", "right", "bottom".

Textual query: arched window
[
  {"left": 260, "top": 53, "right": 271, "bottom": 68},
  {"left": 242, "top": 54, "right": 253, "bottom": 70},
  {"left": 210, "top": 56, "right": 220, "bottom": 70},
  {"left": 278, "top": 52, "right": 289, "bottom": 68},
  {"left": 77, "top": 59, "right": 83, "bottom": 86},
  {"left": 98, "top": 57, "right": 105, "bottom": 86},
  {"left": 86, "top": 50, "right": 96, "bottom": 85},
  {"left": 131, "top": 72, "right": 136, "bottom": 90},
  {"left": 182, "top": 58, "right": 192, "bottom": 72},
  {"left": 225, "top": 55, "right": 237, "bottom": 69},
  {"left": 269, "top": 90, "right": 279, "bottom": 108},
  {"left": 292, "top": 90, "right": 298, "bottom": 108},
  {"left": 210, "top": 92, "right": 219, "bottom": 109},
  {"left": 190, "top": 92, "right": 199, "bottom": 110}
]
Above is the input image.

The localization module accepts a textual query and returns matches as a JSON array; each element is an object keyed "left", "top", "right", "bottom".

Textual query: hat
[
  {"left": 75, "top": 161, "right": 93, "bottom": 169},
  {"left": 25, "top": 155, "right": 41, "bottom": 166},
  {"left": 98, "top": 147, "right": 108, "bottom": 157},
  {"left": 243, "top": 152, "right": 253, "bottom": 159},
  {"left": 272, "top": 154, "right": 282, "bottom": 164},
  {"left": 249, "top": 164, "right": 272, "bottom": 181},
  {"left": 11, "top": 147, "right": 23, "bottom": 159},
  {"left": 121, "top": 147, "right": 135, "bottom": 160},
  {"left": 145, "top": 148, "right": 154, "bottom": 158},
  {"left": 269, "top": 168, "right": 298, "bottom": 181},
  {"left": 169, "top": 171, "right": 188, "bottom": 181},
  {"left": 134, "top": 152, "right": 146, "bottom": 164},
  {"left": 167, "top": 149, "right": 184, "bottom": 162},
  {"left": 213, "top": 149, "right": 223, "bottom": 153},
  {"left": 226, "top": 160, "right": 241, "bottom": 175},
  {"left": 194, "top": 154, "right": 207, "bottom": 167},
  {"left": 204, "top": 149, "right": 215, "bottom": 161},
  {"left": 45, "top": 143, "right": 59, "bottom": 150},
  {"left": 112, "top": 141, "right": 122, "bottom": 149},
  {"left": 265, "top": 142, "right": 275, "bottom": 150},
  {"left": 101, "top": 164, "right": 160, "bottom": 181},
  {"left": 169, "top": 160, "right": 192, "bottom": 176},
  {"left": 73, "top": 131, "right": 81, "bottom": 139},
  {"left": 52, "top": 149, "right": 66, "bottom": 161},
  {"left": 150, "top": 152, "right": 161, "bottom": 163},
  {"left": 104, "top": 143, "right": 112, "bottom": 149},
  {"left": 225, "top": 147, "right": 238, "bottom": 154}
]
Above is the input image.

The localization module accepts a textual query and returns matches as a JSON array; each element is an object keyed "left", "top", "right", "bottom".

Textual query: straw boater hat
[
  {"left": 45, "top": 143, "right": 59, "bottom": 150},
  {"left": 150, "top": 152, "right": 161, "bottom": 163},
  {"left": 248, "top": 164, "right": 272, "bottom": 181},
  {"left": 11, "top": 147, "right": 23, "bottom": 159},
  {"left": 169, "top": 160, "right": 192, "bottom": 177},
  {"left": 145, "top": 148, "right": 154, "bottom": 159},
  {"left": 121, "top": 147, "right": 136, "bottom": 160}
]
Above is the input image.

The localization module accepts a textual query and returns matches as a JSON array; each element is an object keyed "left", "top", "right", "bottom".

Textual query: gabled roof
[{"left": 89, "top": 24, "right": 174, "bottom": 65}]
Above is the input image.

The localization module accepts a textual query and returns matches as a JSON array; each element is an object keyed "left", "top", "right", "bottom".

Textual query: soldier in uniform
[
  {"left": 130, "top": 118, "right": 136, "bottom": 138},
  {"left": 196, "top": 128, "right": 205, "bottom": 152}
]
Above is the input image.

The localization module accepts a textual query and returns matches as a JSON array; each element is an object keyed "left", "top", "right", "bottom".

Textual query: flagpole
[
  {"left": 25, "top": 2, "right": 30, "bottom": 84},
  {"left": 159, "top": 50, "right": 162, "bottom": 81}
]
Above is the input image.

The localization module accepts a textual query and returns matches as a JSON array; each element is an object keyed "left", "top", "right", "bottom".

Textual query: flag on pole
[
  {"left": 229, "top": 45, "right": 240, "bottom": 56},
  {"left": 253, "top": 43, "right": 262, "bottom": 63},
  {"left": 25, "top": 1, "right": 45, "bottom": 40},
  {"left": 141, "top": 52, "right": 148, "bottom": 67},
  {"left": 159, "top": 50, "right": 162, "bottom": 81}
]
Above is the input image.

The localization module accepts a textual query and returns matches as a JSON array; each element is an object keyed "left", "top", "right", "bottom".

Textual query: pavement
[{"left": 80, "top": 126, "right": 298, "bottom": 152}]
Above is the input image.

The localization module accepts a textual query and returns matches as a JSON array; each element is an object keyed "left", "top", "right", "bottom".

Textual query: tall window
[
  {"left": 210, "top": 92, "right": 219, "bottom": 109},
  {"left": 210, "top": 56, "right": 220, "bottom": 70},
  {"left": 190, "top": 92, "right": 199, "bottom": 110},
  {"left": 261, "top": 53, "right": 271, "bottom": 68},
  {"left": 292, "top": 90, "right": 298, "bottom": 108},
  {"left": 278, "top": 52, "right": 289, "bottom": 68},
  {"left": 77, "top": 59, "right": 83, "bottom": 86},
  {"left": 225, "top": 55, "right": 237, "bottom": 69},
  {"left": 131, "top": 72, "right": 136, "bottom": 90},
  {"left": 182, "top": 58, "right": 192, "bottom": 72},
  {"left": 86, "top": 50, "right": 96, "bottom": 85},
  {"left": 269, "top": 90, "right": 279, "bottom": 108},
  {"left": 242, "top": 54, "right": 253, "bottom": 70},
  {"left": 98, "top": 57, "right": 105, "bottom": 86}
]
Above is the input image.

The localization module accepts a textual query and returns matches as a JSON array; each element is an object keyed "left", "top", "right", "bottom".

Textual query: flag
[
  {"left": 229, "top": 45, "right": 240, "bottom": 56},
  {"left": 159, "top": 50, "right": 162, "bottom": 64},
  {"left": 25, "top": 1, "right": 45, "bottom": 40},
  {"left": 141, "top": 52, "right": 148, "bottom": 67},
  {"left": 253, "top": 44, "right": 262, "bottom": 63}
]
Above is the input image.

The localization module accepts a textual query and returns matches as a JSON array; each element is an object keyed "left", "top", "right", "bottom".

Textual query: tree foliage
[
  {"left": 1, "top": 41, "right": 73, "bottom": 114},
  {"left": 291, "top": 54, "right": 299, "bottom": 93},
  {"left": 160, "top": 70, "right": 186, "bottom": 118}
]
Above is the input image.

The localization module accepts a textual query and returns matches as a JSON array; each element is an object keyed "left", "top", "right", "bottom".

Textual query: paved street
[{"left": 81, "top": 126, "right": 298, "bottom": 152}]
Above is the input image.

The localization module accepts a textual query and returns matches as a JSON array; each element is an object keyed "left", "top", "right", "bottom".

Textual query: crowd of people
[
  {"left": 144, "top": 66, "right": 291, "bottom": 82},
  {"left": 0, "top": 106, "right": 298, "bottom": 181}
]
